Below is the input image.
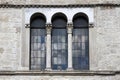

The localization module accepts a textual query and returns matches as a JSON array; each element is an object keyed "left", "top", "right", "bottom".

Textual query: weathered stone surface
[
  {"left": 90, "top": 7, "right": 120, "bottom": 70},
  {"left": 0, "top": 8, "right": 22, "bottom": 70},
  {"left": 0, "top": 7, "right": 120, "bottom": 71},
  {"left": 0, "top": 75, "right": 119, "bottom": 80},
  {"left": 0, "top": 0, "right": 120, "bottom": 79}
]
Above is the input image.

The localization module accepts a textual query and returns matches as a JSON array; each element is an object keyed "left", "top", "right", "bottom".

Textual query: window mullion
[
  {"left": 67, "top": 26, "right": 73, "bottom": 70},
  {"left": 46, "top": 26, "right": 52, "bottom": 70}
]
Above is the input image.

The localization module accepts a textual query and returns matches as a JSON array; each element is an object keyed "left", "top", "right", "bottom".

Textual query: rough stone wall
[
  {"left": 0, "top": 8, "right": 23, "bottom": 70},
  {"left": 0, "top": 1, "right": 120, "bottom": 80},
  {"left": 92, "top": 7, "right": 120, "bottom": 70},
  {"left": 0, "top": 7, "right": 120, "bottom": 71},
  {"left": 0, "top": 0, "right": 120, "bottom": 5},
  {"left": 0, "top": 75, "right": 120, "bottom": 80}
]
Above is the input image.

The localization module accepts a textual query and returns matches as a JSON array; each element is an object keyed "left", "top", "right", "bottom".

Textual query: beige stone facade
[
  {"left": 0, "top": 0, "right": 120, "bottom": 80},
  {"left": 0, "top": 75, "right": 120, "bottom": 80}
]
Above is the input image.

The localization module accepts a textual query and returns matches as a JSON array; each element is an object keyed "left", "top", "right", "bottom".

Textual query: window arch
[
  {"left": 30, "top": 13, "right": 46, "bottom": 28},
  {"left": 73, "top": 12, "right": 89, "bottom": 28},
  {"left": 51, "top": 12, "right": 67, "bottom": 28},
  {"left": 51, "top": 13, "right": 68, "bottom": 70},
  {"left": 28, "top": 11, "right": 90, "bottom": 71},
  {"left": 30, "top": 13, "right": 46, "bottom": 70},
  {"left": 72, "top": 13, "right": 89, "bottom": 70}
]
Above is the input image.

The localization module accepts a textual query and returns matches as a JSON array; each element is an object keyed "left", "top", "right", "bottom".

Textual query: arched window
[
  {"left": 30, "top": 13, "right": 46, "bottom": 70},
  {"left": 72, "top": 13, "right": 89, "bottom": 70},
  {"left": 51, "top": 13, "right": 68, "bottom": 70}
]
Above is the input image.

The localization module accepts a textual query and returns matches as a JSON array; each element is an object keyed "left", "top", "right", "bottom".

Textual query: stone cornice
[
  {"left": 0, "top": 3, "right": 120, "bottom": 8},
  {"left": 0, "top": 71, "right": 119, "bottom": 76}
]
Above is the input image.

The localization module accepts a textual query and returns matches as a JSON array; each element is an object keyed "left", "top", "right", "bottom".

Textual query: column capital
[
  {"left": 46, "top": 26, "right": 52, "bottom": 34},
  {"left": 67, "top": 23, "right": 73, "bottom": 34},
  {"left": 25, "top": 24, "right": 30, "bottom": 28},
  {"left": 89, "top": 23, "right": 94, "bottom": 28}
]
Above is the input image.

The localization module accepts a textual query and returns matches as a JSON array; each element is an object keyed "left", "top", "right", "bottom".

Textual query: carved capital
[
  {"left": 89, "top": 23, "right": 94, "bottom": 28},
  {"left": 25, "top": 24, "right": 30, "bottom": 28},
  {"left": 45, "top": 24, "right": 52, "bottom": 34},
  {"left": 67, "top": 24, "right": 73, "bottom": 34}
]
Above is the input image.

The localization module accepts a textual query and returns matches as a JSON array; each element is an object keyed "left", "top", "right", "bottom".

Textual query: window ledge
[{"left": 0, "top": 71, "right": 119, "bottom": 76}]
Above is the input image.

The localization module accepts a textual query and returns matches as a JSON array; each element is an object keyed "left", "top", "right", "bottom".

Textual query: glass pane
[
  {"left": 31, "top": 18, "right": 46, "bottom": 28},
  {"left": 30, "top": 29, "right": 46, "bottom": 70},
  {"left": 31, "top": 29, "right": 38, "bottom": 36},
  {"left": 53, "top": 57, "right": 57, "bottom": 64},
  {"left": 52, "top": 18, "right": 67, "bottom": 28},
  {"left": 52, "top": 29, "right": 68, "bottom": 70},
  {"left": 72, "top": 29, "right": 89, "bottom": 70},
  {"left": 37, "top": 51, "right": 41, "bottom": 57},
  {"left": 73, "top": 16, "right": 88, "bottom": 28},
  {"left": 52, "top": 43, "right": 58, "bottom": 50}
]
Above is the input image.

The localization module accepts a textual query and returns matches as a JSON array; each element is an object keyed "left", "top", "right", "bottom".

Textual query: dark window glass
[
  {"left": 72, "top": 29, "right": 89, "bottom": 70},
  {"left": 30, "top": 13, "right": 46, "bottom": 28},
  {"left": 73, "top": 17, "right": 88, "bottom": 28},
  {"left": 52, "top": 13, "right": 67, "bottom": 28},
  {"left": 72, "top": 13, "right": 89, "bottom": 70},
  {"left": 30, "top": 13, "right": 46, "bottom": 70},
  {"left": 52, "top": 29, "right": 68, "bottom": 70},
  {"left": 52, "top": 18, "right": 67, "bottom": 28},
  {"left": 31, "top": 18, "right": 46, "bottom": 28},
  {"left": 51, "top": 13, "right": 67, "bottom": 70},
  {"left": 30, "top": 29, "right": 46, "bottom": 70}
]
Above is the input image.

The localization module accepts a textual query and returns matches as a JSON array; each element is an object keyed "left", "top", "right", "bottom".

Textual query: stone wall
[
  {"left": 0, "top": 7, "right": 120, "bottom": 71},
  {"left": 0, "top": 75, "right": 120, "bottom": 80},
  {"left": 0, "top": 1, "right": 120, "bottom": 79},
  {"left": 0, "top": 8, "right": 23, "bottom": 70},
  {"left": 91, "top": 7, "right": 120, "bottom": 70}
]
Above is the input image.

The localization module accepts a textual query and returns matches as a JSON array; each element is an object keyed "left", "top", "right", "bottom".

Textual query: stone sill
[{"left": 0, "top": 71, "right": 119, "bottom": 76}]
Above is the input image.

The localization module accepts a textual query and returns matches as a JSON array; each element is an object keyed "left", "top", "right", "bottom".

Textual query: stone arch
[
  {"left": 30, "top": 12, "right": 46, "bottom": 28},
  {"left": 73, "top": 12, "right": 89, "bottom": 28},
  {"left": 51, "top": 12, "right": 68, "bottom": 28}
]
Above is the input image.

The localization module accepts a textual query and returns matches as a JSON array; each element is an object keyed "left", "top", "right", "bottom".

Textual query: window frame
[
  {"left": 29, "top": 13, "right": 47, "bottom": 70},
  {"left": 23, "top": 8, "right": 94, "bottom": 71},
  {"left": 72, "top": 13, "right": 89, "bottom": 70}
]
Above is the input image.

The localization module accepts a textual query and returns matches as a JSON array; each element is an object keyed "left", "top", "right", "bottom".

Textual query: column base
[
  {"left": 45, "top": 67, "right": 52, "bottom": 71},
  {"left": 67, "top": 68, "right": 73, "bottom": 71}
]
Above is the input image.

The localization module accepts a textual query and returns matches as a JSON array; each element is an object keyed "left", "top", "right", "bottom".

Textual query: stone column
[
  {"left": 46, "top": 26, "right": 52, "bottom": 70},
  {"left": 89, "top": 23, "right": 95, "bottom": 70},
  {"left": 67, "top": 25, "right": 73, "bottom": 70}
]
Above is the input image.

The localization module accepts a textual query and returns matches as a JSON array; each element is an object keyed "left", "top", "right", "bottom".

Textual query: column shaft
[
  {"left": 67, "top": 26, "right": 73, "bottom": 70},
  {"left": 46, "top": 27, "right": 52, "bottom": 70}
]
